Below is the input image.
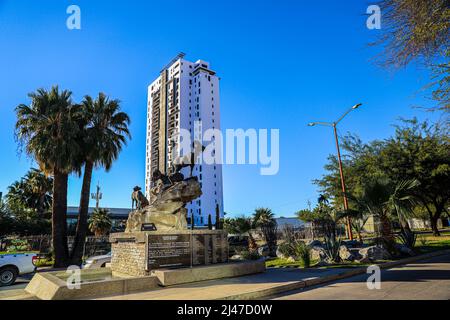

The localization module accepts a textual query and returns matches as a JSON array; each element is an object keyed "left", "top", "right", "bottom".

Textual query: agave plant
[
  {"left": 323, "top": 236, "right": 342, "bottom": 263},
  {"left": 397, "top": 228, "right": 417, "bottom": 249}
]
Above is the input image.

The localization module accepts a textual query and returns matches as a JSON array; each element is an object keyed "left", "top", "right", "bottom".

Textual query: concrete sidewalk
[
  {"left": 95, "top": 267, "right": 358, "bottom": 300},
  {"left": 3, "top": 249, "right": 450, "bottom": 300}
]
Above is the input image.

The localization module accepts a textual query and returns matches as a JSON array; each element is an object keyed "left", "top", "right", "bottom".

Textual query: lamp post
[
  {"left": 308, "top": 103, "right": 362, "bottom": 241},
  {"left": 91, "top": 182, "right": 102, "bottom": 209}
]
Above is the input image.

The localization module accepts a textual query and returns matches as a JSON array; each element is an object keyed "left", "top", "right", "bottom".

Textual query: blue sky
[{"left": 0, "top": 0, "right": 441, "bottom": 217}]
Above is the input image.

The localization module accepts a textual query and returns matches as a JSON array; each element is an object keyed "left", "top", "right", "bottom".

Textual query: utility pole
[
  {"left": 91, "top": 182, "right": 102, "bottom": 209},
  {"left": 308, "top": 103, "right": 363, "bottom": 241}
]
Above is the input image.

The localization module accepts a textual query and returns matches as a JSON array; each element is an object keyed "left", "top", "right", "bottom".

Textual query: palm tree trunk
[
  {"left": 52, "top": 169, "right": 69, "bottom": 268},
  {"left": 248, "top": 233, "right": 257, "bottom": 252},
  {"left": 380, "top": 214, "right": 395, "bottom": 251},
  {"left": 37, "top": 193, "right": 45, "bottom": 218},
  {"left": 70, "top": 160, "right": 94, "bottom": 265}
]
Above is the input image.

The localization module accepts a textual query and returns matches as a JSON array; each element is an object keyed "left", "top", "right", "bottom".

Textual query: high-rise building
[{"left": 145, "top": 53, "right": 224, "bottom": 226}]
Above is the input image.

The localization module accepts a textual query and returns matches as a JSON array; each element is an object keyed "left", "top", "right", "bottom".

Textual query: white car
[
  {"left": 0, "top": 253, "right": 38, "bottom": 286},
  {"left": 83, "top": 252, "right": 111, "bottom": 269}
]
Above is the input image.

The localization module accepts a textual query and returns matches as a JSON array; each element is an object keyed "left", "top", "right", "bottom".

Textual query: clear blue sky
[{"left": 0, "top": 0, "right": 440, "bottom": 217}]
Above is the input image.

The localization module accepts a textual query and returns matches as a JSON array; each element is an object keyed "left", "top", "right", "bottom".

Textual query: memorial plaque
[
  {"left": 147, "top": 234, "right": 191, "bottom": 269},
  {"left": 146, "top": 231, "right": 228, "bottom": 270},
  {"left": 141, "top": 223, "right": 157, "bottom": 231}
]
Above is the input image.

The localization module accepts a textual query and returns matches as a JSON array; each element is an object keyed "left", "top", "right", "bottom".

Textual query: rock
[
  {"left": 306, "top": 240, "right": 323, "bottom": 248},
  {"left": 286, "top": 256, "right": 296, "bottom": 263},
  {"left": 230, "top": 255, "right": 244, "bottom": 261},
  {"left": 339, "top": 245, "right": 355, "bottom": 261},
  {"left": 315, "top": 260, "right": 330, "bottom": 267},
  {"left": 357, "top": 245, "right": 391, "bottom": 262},
  {"left": 258, "top": 245, "right": 270, "bottom": 257},
  {"left": 276, "top": 247, "right": 287, "bottom": 259},
  {"left": 126, "top": 178, "right": 202, "bottom": 232},
  {"left": 310, "top": 246, "right": 327, "bottom": 261},
  {"left": 342, "top": 240, "right": 363, "bottom": 248},
  {"left": 395, "top": 244, "right": 416, "bottom": 257}
]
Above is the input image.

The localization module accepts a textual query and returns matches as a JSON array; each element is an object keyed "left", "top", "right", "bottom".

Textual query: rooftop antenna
[
  {"left": 160, "top": 52, "right": 186, "bottom": 72},
  {"left": 91, "top": 181, "right": 102, "bottom": 209}
]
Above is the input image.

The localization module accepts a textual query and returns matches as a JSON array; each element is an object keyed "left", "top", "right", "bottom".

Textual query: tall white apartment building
[{"left": 145, "top": 53, "right": 224, "bottom": 226}]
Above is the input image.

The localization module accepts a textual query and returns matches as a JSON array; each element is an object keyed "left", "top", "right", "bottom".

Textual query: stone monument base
[
  {"left": 152, "top": 260, "right": 266, "bottom": 286},
  {"left": 110, "top": 230, "right": 229, "bottom": 277}
]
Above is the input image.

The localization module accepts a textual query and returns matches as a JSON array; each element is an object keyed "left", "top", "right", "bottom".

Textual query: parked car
[
  {"left": 0, "top": 253, "right": 38, "bottom": 286},
  {"left": 83, "top": 252, "right": 111, "bottom": 269}
]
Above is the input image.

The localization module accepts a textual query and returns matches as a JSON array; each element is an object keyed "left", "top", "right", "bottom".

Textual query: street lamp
[{"left": 308, "top": 103, "right": 363, "bottom": 241}]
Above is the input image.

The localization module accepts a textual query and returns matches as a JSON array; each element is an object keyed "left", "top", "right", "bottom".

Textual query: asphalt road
[
  {"left": 272, "top": 253, "right": 450, "bottom": 300},
  {"left": 0, "top": 274, "right": 32, "bottom": 291}
]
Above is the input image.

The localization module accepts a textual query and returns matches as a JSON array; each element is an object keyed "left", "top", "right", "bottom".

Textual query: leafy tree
[
  {"left": 88, "top": 208, "right": 112, "bottom": 236},
  {"left": 378, "top": 119, "right": 450, "bottom": 235},
  {"left": 15, "top": 86, "right": 81, "bottom": 267},
  {"left": 0, "top": 196, "right": 15, "bottom": 236},
  {"left": 315, "top": 119, "right": 449, "bottom": 236},
  {"left": 373, "top": 0, "right": 450, "bottom": 111},
  {"left": 70, "top": 93, "right": 130, "bottom": 265}
]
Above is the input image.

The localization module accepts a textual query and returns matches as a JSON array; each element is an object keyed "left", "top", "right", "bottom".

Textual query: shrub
[
  {"left": 277, "top": 242, "right": 296, "bottom": 257},
  {"left": 294, "top": 241, "right": 311, "bottom": 268},
  {"left": 6, "top": 239, "right": 30, "bottom": 252},
  {"left": 238, "top": 249, "right": 261, "bottom": 261}
]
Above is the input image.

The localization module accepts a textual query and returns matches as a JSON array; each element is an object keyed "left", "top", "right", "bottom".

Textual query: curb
[{"left": 218, "top": 249, "right": 450, "bottom": 300}]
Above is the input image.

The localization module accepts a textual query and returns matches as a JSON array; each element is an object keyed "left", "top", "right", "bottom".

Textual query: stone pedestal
[{"left": 110, "top": 230, "right": 229, "bottom": 277}]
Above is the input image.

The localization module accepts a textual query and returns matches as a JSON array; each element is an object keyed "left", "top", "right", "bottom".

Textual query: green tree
[
  {"left": 350, "top": 178, "right": 418, "bottom": 251},
  {"left": 70, "top": 93, "right": 130, "bottom": 265},
  {"left": 223, "top": 216, "right": 257, "bottom": 251},
  {"left": 253, "top": 208, "right": 277, "bottom": 256},
  {"left": 315, "top": 119, "right": 449, "bottom": 236},
  {"left": 6, "top": 168, "right": 53, "bottom": 218},
  {"left": 215, "top": 204, "right": 221, "bottom": 229},
  {"left": 15, "top": 86, "right": 81, "bottom": 267},
  {"left": 207, "top": 214, "right": 213, "bottom": 230},
  {"left": 378, "top": 119, "right": 450, "bottom": 235},
  {"left": 88, "top": 208, "right": 112, "bottom": 236}
]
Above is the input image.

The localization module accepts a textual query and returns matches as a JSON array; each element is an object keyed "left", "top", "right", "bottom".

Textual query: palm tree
[
  {"left": 253, "top": 208, "right": 277, "bottom": 256},
  {"left": 15, "top": 86, "right": 81, "bottom": 267},
  {"left": 70, "top": 93, "right": 131, "bottom": 265},
  {"left": 253, "top": 207, "right": 276, "bottom": 227},
  {"left": 224, "top": 216, "right": 258, "bottom": 251},
  {"left": 23, "top": 168, "right": 53, "bottom": 217},
  {"left": 351, "top": 178, "right": 419, "bottom": 251},
  {"left": 6, "top": 169, "right": 52, "bottom": 219},
  {"left": 88, "top": 208, "right": 112, "bottom": 236}
]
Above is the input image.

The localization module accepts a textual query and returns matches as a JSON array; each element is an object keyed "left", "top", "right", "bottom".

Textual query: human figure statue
[{"left": 131, "top": 186, "right": 149, "bottom": 210}]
